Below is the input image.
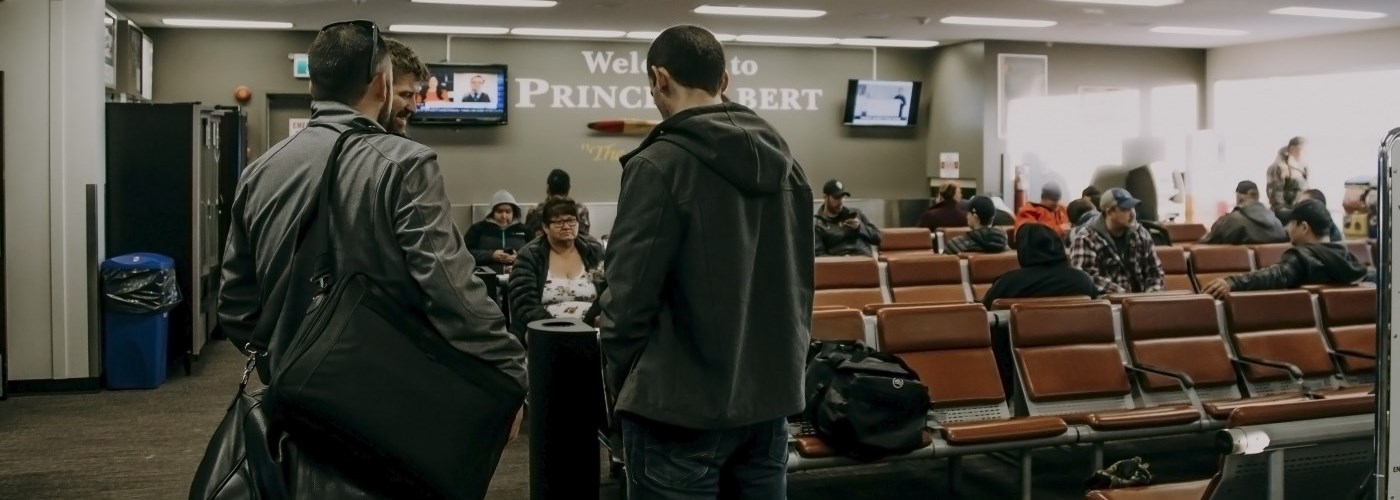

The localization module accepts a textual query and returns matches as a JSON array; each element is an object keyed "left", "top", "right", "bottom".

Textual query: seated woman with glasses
[{"left": 508, "top": 197, "right": 606, "bottom": 341}]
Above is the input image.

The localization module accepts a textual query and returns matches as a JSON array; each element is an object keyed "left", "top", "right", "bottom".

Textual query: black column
[{"left": 527, "top": 318, "right": 603, "bottom": 500}]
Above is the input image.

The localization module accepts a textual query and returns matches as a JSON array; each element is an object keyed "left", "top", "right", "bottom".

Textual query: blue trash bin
[{"left": 101, "top": 253, "right": 179, "bottom": 390}]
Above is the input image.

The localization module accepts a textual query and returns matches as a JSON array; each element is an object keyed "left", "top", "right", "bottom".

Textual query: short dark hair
[
  {"left": 309, "top": 23, "right": 389, "bottom": 104},
  {"left": 939, "top": 182, "right": 959, "bottom": 202},
  {"left": 384, "top": 37, "right": 428, "bottom": 84},
  {"left": 647, "top": 25, "right": 726, "bottom": 95},
  {"left": 546, "top": 169, "right": 571, "bottom": 196},
  {"left": 540, "top": 197, "right": 580, "bottom": 222},
  {"left": 1302, "top": 188, "right": 1327, "bottom": 204}
]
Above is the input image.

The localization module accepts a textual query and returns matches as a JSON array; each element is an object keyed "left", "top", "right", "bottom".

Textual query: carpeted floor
[{"left": 0, "top": 340, "right": 1220, "bottom": 499}]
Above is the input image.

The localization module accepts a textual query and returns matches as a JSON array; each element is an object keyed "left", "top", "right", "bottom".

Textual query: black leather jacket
[
  {"left": 1225, "top": 242, "right": 1366, "bottom": 291},
  {"left": 506, "top": 237, "right": 606, "bottom": 337},
  {"left": 814, "top": 207, "right": 881, "bottom": 257}
]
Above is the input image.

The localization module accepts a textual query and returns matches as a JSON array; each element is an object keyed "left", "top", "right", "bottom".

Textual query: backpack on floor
[{"left": 804, "top": 341, "right": 931, "bottom": 461}]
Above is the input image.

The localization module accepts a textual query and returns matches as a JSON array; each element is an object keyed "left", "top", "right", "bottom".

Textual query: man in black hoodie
[
  {"left": 1199, "top": 180, "right": 1288, "bottom": 245},
  {"left": 982, "top": 223, "right": 1098, "bottom": 307},
  {"left": 599, "top": 25, "right": 813, "bottom": 498},
  {"left": 1202, "top": 199, "right": 1365, "bottom": 299}
]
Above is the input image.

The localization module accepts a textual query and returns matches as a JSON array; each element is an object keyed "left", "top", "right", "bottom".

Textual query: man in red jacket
[{"left": 1016, "top": 182, "right": 1071, "bottom": 238}]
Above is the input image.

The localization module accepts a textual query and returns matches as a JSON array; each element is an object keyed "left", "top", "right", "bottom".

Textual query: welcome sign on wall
[{"left": 515, "top": 49, "right": 827, "bottom": 112}]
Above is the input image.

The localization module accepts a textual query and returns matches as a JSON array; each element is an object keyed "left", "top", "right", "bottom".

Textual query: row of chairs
[{"left": 794, "top": 288, "right": 1377, "bottom": 498}]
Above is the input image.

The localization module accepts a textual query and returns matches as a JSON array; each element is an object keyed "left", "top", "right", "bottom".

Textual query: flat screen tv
[
  {"left": 842, "top": 79, "right": 921, "bottom": 127},
  {"left": 412, "top": 63, "right": 507, "bottom": 126}
]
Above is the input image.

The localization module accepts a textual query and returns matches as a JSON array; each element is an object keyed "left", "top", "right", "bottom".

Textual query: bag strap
[{"left": 239, "top": 121, "right": 380, "bottom": 384}]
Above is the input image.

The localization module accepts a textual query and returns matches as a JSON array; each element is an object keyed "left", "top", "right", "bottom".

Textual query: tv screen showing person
[{"left": 413, "top": 64, "right": 508, "bottom": 123}]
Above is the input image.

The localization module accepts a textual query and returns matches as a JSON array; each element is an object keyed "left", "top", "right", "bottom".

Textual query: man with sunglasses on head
[{"left": 219, "top": 19, "right": 527, "bottom": 444}]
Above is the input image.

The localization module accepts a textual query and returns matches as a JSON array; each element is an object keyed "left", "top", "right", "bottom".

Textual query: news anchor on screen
[{"left": 464, "top": 74, "right": 492, "bottom": 103}]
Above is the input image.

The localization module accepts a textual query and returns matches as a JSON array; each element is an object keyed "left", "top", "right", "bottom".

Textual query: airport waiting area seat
[
  {"left": 1154, "top": 247, "right": 1195, "bottom": 293},
  {"left": 879, "top": 227, "right": 936, "bottom": 260},
  {"left": 967, "top": 252, "right": 1020, "bottom": 301},
  {"left": 1188, "top": 245, "right": 1252, "bottom": 292},
  {"left": 1250, "top": 242, "right": 1290, "bottom": 268},
  {"left": 810, "top": 308, "right": 866, "bottom": 343},
  {"left": 814, "top": 256, "right": 885, "bottom": 310},
  {"left": 1316, "top": 287, "right": 1377, "bottom": 382},
  {"left": 1162, "top": 223, "right": 1207, "bottom": 247},
  {"left": 884, "top": 254, "right": 969, "bottom": 304},
  {"left": 1220, "top": 290, "right": 1368, "bottom": 398}
]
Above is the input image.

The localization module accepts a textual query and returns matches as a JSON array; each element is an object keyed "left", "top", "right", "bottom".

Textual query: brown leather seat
[
  {"left": 1189, "top": 245, "right": 1252, "bottom": 291},
  {"left": 1343, "top": 240, "right": 1373, "bottom": 268},
  {"left": 1103, "top": 290, "right": 1193, "bottom": 304},
  {"left": 885, "top": 254, "right": 967, "bottom": 304},
  {"left": 1226, "top": 394, "right": 1375, "bottom": 427},
  {"left": 1085, "top": 479, "right": 1212, "bottom": 500},
  {"left": 812, "top": 305, "right": 851, "bottom": 311},
  {"left": 967, "top": 252, "right": 1020, "bottom": 300},
  {"left": 1010, "top": 301, "right": 1197, "bottom": 430},
  {"left": 862, "top": 301, "right": 964, "bottom": 315},
  {"left": 1317, "top": 287, "right": 1377, "bottom": 375},
  {"left": 1163, "top": 223, "right": 1207, "bottom": 245},
  {"left": 941, "top": 226, "right": 971, "bottom": 245},
  {"left": 1154, "top": 246, "right": 1194, "bottom": 293},
  {"left": 989, "top": 295, "right": 1092, "bottom": 311},
  {"left": 793, "top": 430, "right": 934, "bottom": 458},
  {"left": 1251, "top": 243, "right": 1290, "bottom": 268},
  {"left": 811, "top": 308, "right": 865, "bottom": 343},
  {"left": 1221, "top": 290, "right": 1335, "bottom": 385},
  {"left": 814, "top": 257, "right": 884, "bottom": 310},
  {"left": 1120, "top": 295, "right": 1239, "bottom": 401},
  {"left": 878, "top": 227, "right": 935, "bottom": 260},
  {"left": 877, "top": 304, "right": 1069, "bottom": 445}
]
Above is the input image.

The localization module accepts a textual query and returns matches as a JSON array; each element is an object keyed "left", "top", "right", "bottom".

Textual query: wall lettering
[
  {"left": 517, "top": 50, "right": 825, "bottom": 111},
  {"left": 580, "top": 143, "right": 629, "bottom": 163}
]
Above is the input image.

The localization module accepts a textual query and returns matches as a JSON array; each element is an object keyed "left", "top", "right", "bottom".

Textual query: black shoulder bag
[{"left": 262, "top": 123, "right": 525, "bottom": 499}]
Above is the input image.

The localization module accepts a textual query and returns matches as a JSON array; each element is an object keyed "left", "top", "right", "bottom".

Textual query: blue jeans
[{"left": 620, "top": 414, "right": 788, "bottom": 500}]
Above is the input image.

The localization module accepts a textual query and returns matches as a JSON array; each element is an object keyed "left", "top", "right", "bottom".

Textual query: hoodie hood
[
  {"left": 623, "top": 102, "right": 797, "bottom": 195},
  {"left": 487, "top": 189, "right": 521, "bottom": 221},
  {"left": 1017, "top": 223, "right": 1068, "bottom": 267},
  {"left": 1237, "top": 200, "right": 1283, "bottom": 231},
  {"left": 1294, "top": 243, "right": 1368, "bottom": 283}
]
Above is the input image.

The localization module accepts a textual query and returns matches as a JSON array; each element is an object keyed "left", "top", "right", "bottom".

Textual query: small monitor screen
[
  {"left": 843, "top": 79, "right": 921, "bottom": 127},
  {"left": 413, "top": 63, "right": 507, "bottom": 126}
]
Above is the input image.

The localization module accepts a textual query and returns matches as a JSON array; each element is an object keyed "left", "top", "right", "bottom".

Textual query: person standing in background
[
  {"left": 1267, "top": 136, "right": 1309, "bottom": 215},
  {"left": 600, "top": 25, "right": 813, "bottom": 499},
  {"left": 526, "top": 168, "right": 593, "bottom": 238},
  {"left": 916, "top": 182, "right": 967, "bottom": 232}
]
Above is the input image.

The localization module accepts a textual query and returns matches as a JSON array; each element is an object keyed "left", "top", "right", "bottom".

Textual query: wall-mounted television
[
  {"left": 842, "top": 79, "right": 922, "bottom": 127},
  {"left": 412, "top": 63, "right": 508, "bottom": 126}
]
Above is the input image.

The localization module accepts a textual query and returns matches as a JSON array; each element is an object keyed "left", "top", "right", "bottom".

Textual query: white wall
[{"left": 0, "top": 0, "right": 105, "bottom": 381}]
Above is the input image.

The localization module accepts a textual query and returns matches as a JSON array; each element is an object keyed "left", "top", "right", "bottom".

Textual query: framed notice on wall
[
  {"left": 997, "top": 54, "right": 1048, "bottom": 139},
  {"left": 103, "top": 12, "right": 117, "bottom": 89}
]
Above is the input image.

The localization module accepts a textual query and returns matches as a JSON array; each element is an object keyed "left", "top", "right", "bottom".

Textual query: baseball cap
[
  {"left": 969, "top": 196, "right": 995, "bottom": 225},
  {"left": 823, "top": 179, "right": 851, "bottom": 198},
  {"left": 1041, "top": 182, "right": 1063, "bottom": 202},
  {"left": 1287, "top": 199, "right": 1333, "bottom": 232},
  {"left": 1100, "top": 187, "right": 1141, "bottom": 210},
  {"left": 1235, "top": 180, "right": 1259, "bottom": 194}
]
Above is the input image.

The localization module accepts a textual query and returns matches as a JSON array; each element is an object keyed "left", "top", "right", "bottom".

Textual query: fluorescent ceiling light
[
  {"left": 1150, "top": 26, "right": 1248, "bottom": 36},
  {"left": 627, "top": 31, "right": 737, "bottom": 41},
  {"left": 162, "top": 18, "right": 293, "bottom": 29},
  {"left": 694, "top": 5, "right": 826, "bottom": 18},
  {"left": 410, "top": 0, "right": 557, "bottom": 7},
  {"left": 1270, "top": 7, "right": 1387, "bottom": 20},
  {"left": 838, "top": 38, "right": 940, "bottom": 48},
  {"left": 389, "top": 24, "right": 509, "bottom": 35},
  {"left": 511, "top": 27, "right": 626, "bottom": 38},
  {"left": 1050, "top": 0, "right": 1182, "bottom": 6},
  {"left": 734, "top": 34, "right": 839, "bottom": 45},
  {"left": 940, "top": 16, "right": 1057, "bottom": 28}
]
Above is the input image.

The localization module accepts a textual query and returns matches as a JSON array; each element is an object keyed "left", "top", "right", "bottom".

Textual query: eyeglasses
[
  {"left": 319, "top": 20, "right": 379, "bottom": 83},
  {"left": 549, "top": 218, "right": 579, "bottom": 228}
]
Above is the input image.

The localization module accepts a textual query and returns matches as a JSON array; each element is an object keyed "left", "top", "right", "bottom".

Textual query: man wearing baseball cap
[
  {"left": 1068, "top": 188, "right": 1166, "bottom": 294},
  {"left": 1198, "top": 180, "right": 1288, "bottom": 245},
  {"left": 815, "top": 179, "right": 882, "bottom": 256},
  {"left": 1201, "top": 198, "right": 1365, "bottom": 299},
  {"left": 943, "top": 196, "right": 1009, "bottom": 255}
]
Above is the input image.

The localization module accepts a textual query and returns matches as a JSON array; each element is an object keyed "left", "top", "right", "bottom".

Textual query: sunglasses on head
[{"left": 319, "top": 19, "right": 379, "bottom": 83}]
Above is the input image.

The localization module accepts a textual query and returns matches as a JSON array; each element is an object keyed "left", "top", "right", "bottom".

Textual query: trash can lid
[{"left": 102, "top": 253, "right": 176, "bottom": 271}]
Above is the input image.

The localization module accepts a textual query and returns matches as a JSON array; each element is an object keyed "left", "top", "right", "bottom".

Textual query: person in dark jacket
[
  {"left": 464, "top": 190, "right": 530, "bottom": 273},
  {"left": 524, "top": 169, "right": 592, "bottom": 238},
  {"left": 1067, "top": 186, "right": 1100, "bottom": 228},
  {"left": 917, "top": 182, "right": 968, "bottom": 232},
  {"left": 508, "top": 197, "right": 606, "bottom": 338},
  {"left": 945, "top": 196, "right": 1009, "bottom": 255},
  {"left": 1295, "top": 189, "right": 1344, "bottom": 242},
  {"left": 1202, "top": 199, "right": 1366, "bottom": 299},
  {"left": 982, "top": 223, "right": 1098, "bottom": 307},
  {"left": 815, "top": 179, "right": 881, "bottom": 256},
  {"left": 1199, "top": 180, "right": 1288, "bottom": 245},
  {"left": 599, "top": 25, "right": 813, "bottom": 498}
]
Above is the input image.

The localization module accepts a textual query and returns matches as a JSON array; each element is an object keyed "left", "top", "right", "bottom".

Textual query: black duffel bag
[
  {"left": 804, "top": 341, "right": 930, "bottom": 461},
  {"left": 260, "top": 123, "right": 524, "bottom": 499}
]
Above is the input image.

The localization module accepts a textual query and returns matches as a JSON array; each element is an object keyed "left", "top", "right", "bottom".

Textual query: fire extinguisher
[{"left": 1013, "top": 166, "right": 1027, "bottom": 212}]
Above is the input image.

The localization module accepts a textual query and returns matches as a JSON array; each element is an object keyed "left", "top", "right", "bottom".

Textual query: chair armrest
[
  {"left": 1232, "top": 356, "right": 1317, "bottom": 399},
  {"left": 1126, "top": 363, "right": 1205, "bottom": 417}
]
